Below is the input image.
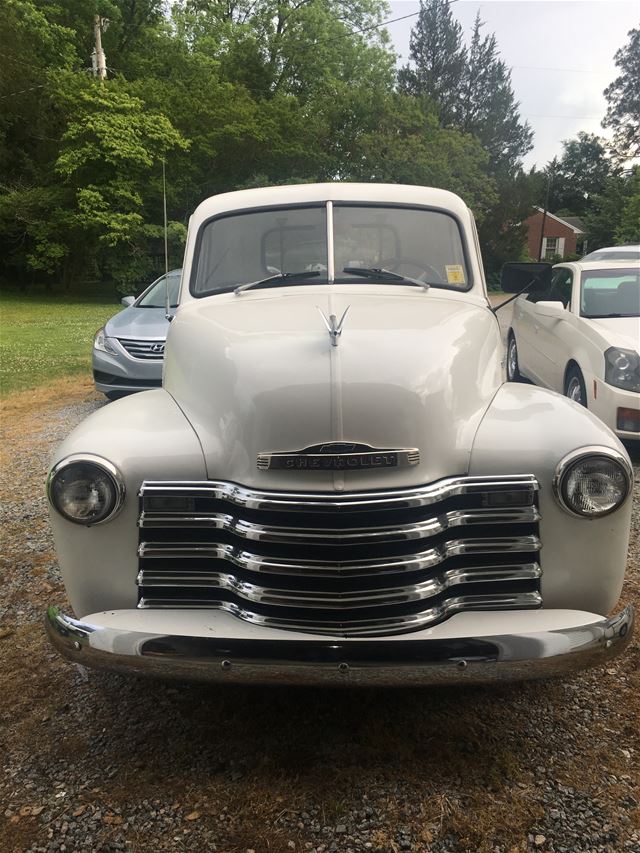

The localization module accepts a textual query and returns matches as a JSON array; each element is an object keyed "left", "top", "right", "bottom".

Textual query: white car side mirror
[
  {"left": 535, "top": 300, "right": 565, "bottom": 319},
  {"left": 120, "top": 295, "right": 135, "bottom": 307}
]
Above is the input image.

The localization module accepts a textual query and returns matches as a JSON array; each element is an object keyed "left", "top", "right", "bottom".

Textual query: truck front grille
[{"left": 137, "top": 476, "right": 542, "bottom": 637}]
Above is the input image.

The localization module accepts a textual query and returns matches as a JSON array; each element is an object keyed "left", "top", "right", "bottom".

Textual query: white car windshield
[
  {"left": 581, "top": 268, "right": 640, "bottom": 318},
  {"left": 137, "top": 272, "right": 182, "bottom": 308},
  {"left": 191, "top": 204, "right": 469, "bottom": 296}
]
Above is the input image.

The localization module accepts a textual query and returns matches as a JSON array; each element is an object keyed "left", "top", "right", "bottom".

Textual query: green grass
[{"left": 0, "top": 293, "right": 121, "bottom": 396}]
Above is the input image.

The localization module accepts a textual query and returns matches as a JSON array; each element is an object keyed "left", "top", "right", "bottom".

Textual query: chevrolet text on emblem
[
  {"left": 257, "top": 442, "right": 420, "bottom": 471},
  {"left": 317, "top": 306, "right": 350, "bottom": 347}
]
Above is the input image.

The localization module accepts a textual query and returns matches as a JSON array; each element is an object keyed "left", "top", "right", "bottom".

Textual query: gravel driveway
[{"left": 1, "top": 380, "right": 638, "bottom": 853}]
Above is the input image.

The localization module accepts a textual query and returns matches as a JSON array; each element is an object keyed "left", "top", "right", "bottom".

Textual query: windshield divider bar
[{"left": 326, "top": 201, "right": 334, "bottom": 284}]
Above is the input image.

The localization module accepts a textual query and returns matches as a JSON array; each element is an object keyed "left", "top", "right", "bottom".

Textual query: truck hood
[{"left": 163, "top": 287, "right": 503, "bottom": 490}]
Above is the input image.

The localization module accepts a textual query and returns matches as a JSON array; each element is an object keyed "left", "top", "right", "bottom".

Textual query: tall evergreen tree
[
  {"left": 603, "top": 27, "right": 640, "bottom": 161},
  {"left": 458, "top": 14, "right": 532, "bottom": 170},
  {"left": 398, "top": 0, "right": 466, "bottom": 127}
]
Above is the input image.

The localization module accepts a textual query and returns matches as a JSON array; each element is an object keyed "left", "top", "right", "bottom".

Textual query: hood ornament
[{"left": 317, "top": 306, "right": 350, "bottom": 347}]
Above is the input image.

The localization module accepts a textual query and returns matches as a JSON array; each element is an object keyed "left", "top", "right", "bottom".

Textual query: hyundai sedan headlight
[
  {"left": 47, "top": 455, "right": 125, "bottom": 525},
  {"left": 553, "top": 448, "right": 632, "bottom": 518},
  {"left": 94, "top": 327, "right": 118, "bottom": 355},
  {"left": 604, "top": 347, "right": 640, "bottom": 392}
]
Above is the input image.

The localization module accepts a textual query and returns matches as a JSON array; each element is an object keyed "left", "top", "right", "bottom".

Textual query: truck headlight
[
  {"left": 604, "top": 347, "right": 640, "bottom": 392},
  {"left": 47, "top": 455, "right": 125, "bottom": 525},
  {"left": 553, "top": 447, "right": 632, "bottom": 518},
  {"left": 94, "top": 327, "right": 118, "bottom": 355}
]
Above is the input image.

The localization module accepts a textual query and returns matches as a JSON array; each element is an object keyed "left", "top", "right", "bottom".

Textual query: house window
[{"left": 542, "top": 236, "right": 565, "bottom": 259}]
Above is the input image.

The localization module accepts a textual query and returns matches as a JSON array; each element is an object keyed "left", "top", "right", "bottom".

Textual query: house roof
[
  {"left": 562, "top": 216, "right": 586, "bottom": 233},
  {"left": 533, "top": 207, "right": 585, "bottom": 234}
]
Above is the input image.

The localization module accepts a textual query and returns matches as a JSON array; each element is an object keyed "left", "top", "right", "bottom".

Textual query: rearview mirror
[
  {"left": 501, "top": 263, "right": 552, "bottom": 294},
  {"left": 120, "top": 295, "right": 135, "bottom": 307}
]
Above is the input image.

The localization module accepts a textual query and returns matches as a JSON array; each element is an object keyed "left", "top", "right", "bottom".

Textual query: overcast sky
[{"left": 386, "top": 1, "right": 638, "bottom": 170}]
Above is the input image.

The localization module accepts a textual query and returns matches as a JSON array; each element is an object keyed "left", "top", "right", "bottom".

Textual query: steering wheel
[{"left": 379, "top": 257, "right": 446, "bottom": 285}]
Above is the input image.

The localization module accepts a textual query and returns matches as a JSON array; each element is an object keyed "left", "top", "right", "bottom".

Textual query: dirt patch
[{"left": 0, "top": 388, "right": 638, "bottom": 853}]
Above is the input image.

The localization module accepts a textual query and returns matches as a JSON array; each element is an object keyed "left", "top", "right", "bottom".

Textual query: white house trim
[{"left": 535, "top": 207, "right": 584, "bottom": 234}]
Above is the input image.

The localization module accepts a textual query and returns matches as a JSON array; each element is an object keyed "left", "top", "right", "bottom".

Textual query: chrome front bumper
[{"left": 45, "top": 605, "right": 634, "bottom": 686}]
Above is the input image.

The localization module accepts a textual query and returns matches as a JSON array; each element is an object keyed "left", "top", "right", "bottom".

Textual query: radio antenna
[{"left": 162, "top": 158, "right": 171, "bottom": 321}]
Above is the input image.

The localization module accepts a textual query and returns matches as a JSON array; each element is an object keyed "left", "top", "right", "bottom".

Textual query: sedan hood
[
  {"left": 164, "top": 287, "right": 503, "bottom": 490},
  {"left": 106, "top": 306, "right": 169, "bottom": 340},
  {"left": 587, "top": 316, "right": 640, "bottom": 352}
]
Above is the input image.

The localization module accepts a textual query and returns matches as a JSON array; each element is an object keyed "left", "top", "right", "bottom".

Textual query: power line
[
  {"left": 523, "top": 113, "right": 602, "bottom": 120},
  {"left": 0, "top": 84, "right": 46, "bottom": 100},
  {"left": 513, "top": 64, "right": 607, "bottom": 74}
]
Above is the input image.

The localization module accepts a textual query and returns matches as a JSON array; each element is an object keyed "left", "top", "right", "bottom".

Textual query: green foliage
[
  {"left": 545, "top": 132, "right": 616, "bottom": 216},
  {"left": 0, "top": 0, "right": 567, "bottom": 287},
  {"left": 582, "top": 166, "right": 640, "bottom": 249},
  {"left": 399, "top": 3, "right": 532, "bottom": 172}
]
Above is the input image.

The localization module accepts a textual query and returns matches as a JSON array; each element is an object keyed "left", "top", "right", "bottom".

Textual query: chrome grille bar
[
  {"left": 137, "top": 563, "right": 542, "bottom": 609},
  {"left": 138, "top": 506, "right": 540, "bottom": 544},
  {"left": 136, "top": 592, "right": 543, "bottom": 637},
  {"left": 139, "top": 475, "right": 538, "bottom": 512},
  {"left": 138, "top": 535, "right": 541, "bottom": 578}
]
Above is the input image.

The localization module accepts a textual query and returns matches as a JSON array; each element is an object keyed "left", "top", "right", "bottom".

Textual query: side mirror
[
  {"left": 501, "top": 262, "right": 552, "bottom": 294},
  {"left": 535, "top": 300, "right": 565, "bottom": 319},
  {"left": 121, "top": 295, "right": 135, "bottom": 307}
]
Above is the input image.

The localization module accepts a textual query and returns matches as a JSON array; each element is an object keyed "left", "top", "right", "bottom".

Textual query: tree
[
  {"left": 458, "top": 14, "right": 532, "bottom": 171},
  {"left": 398, "top": 0, "right": 466, "bottom": 127},
  {"left": 344, "top": 93, "right": 498, "bottom": 220},
  {"left": 546, "top": 132, "right": 616, "bottom": 215},
  {"left": 582, "top": 167, "right": 640, "bottom": 249},
  {"left": 603, "top": 27, "right": 640, "bottom": 161}
]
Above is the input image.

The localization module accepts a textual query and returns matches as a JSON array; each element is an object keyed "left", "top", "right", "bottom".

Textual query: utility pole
[
  {"left": 537, "top": 159, "right": 555, "bottom": 261},
  {"left": 93, "top": 15, "right": 107, "bottom": 80}
]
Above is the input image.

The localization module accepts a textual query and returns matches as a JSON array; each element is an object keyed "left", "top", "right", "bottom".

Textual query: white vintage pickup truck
[{"left": 45, "top": 183, "right": 634, "bottom": 685}]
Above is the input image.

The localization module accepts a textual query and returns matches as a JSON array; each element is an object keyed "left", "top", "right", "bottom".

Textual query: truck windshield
[
  {"left": 581, "top": 269, "right": 640, "bottom": 318},
  {"left": 191, "top": 203, "right": 469, "bottom": 296}
]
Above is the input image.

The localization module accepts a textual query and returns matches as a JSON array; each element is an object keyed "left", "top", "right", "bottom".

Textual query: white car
[
  {"left": 507, "top": 260, "right": 640, "bottom": 440},
  {"left": 581, "top": 245, "right": 640, "bottom": 262},
  {"left": 44, "top": 184, "right": 634, "bottom": 686}
]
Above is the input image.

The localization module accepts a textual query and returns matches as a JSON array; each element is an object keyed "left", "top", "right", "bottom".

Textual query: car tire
[
  {"left": 564, "top": 365, "right": 587, "bottom": 407},
  {"left": 506, "top": 333, "right": 522, "bottom": 382}
]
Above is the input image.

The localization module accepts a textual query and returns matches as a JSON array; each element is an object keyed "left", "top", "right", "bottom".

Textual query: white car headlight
[
  {"left": 604, "top": 347, "right": 640, "bottom": 392},
  {"left": 47, "top": 455, "right": 125, "bottom": 525},
  {"left": 94, "top": 327, "right": 118, "bottom": 355},
  {"left": 553, "top": 447, "right": 632, "bottom": 518}
]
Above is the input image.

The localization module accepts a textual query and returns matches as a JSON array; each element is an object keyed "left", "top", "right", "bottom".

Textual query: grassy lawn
[{"left": 0, "top": 293, "right": 121, "bottom": 396}]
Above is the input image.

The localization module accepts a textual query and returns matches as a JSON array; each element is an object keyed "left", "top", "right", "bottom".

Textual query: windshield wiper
[
  {"left": 234, "top": 270, "right": 321, "bottom": 295},
  {"left": 342, "top": 267, "right": 430, "bottom": 291}
]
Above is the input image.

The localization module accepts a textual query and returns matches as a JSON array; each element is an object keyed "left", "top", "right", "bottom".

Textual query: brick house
[{"left": 523, "top": 208, "right": 586, "bottom": 260}]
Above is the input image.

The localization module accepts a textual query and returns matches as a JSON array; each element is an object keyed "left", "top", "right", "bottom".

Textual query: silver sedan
[{"left": 92, "top": 269, "right": 181, "bottom": 398}]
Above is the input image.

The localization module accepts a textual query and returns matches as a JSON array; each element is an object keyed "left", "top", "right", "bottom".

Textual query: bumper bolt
[
  {"left": 338, "top": 662, "right": 349, "bottom": 674},
  {"left": 221, "top": 659, "right": 232, "bottom": 670},
  {"left": 457, "top": 660, "right": 468, "bottom": 670}
]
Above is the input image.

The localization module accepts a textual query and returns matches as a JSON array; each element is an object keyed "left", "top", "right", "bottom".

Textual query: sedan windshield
[
  {"left": 137, "top": 271, "right": 182, "bottom": 308},
  {"left": 581, "top": 268, "right": 640, "bottom": 318},
  {"left": 191, "top": 204, "right": 469, "bottom": 296}
]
